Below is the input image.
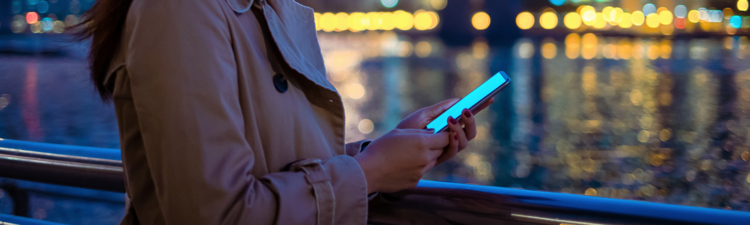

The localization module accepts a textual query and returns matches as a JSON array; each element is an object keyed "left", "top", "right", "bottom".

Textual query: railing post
[{"left": 2, "top": 183, "right": 29, "bottom": 217}]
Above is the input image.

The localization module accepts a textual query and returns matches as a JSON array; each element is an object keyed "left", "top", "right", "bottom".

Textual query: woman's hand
[
  {"left": 353, "top": 129, "right": 450, "bottom": 193},
  {"left": 396, "top": 98, "right": 495, "bottom": 165}
]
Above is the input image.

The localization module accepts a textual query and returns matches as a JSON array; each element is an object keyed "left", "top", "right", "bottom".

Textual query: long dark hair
[{"left": 72, "top": 0, "right": 134, "bottom": 100}]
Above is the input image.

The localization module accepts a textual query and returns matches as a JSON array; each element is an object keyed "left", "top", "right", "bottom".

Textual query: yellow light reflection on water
[
  {"left": 415, "top": 41, "right": 432, "bottom": 58},
  {"left": 540, "top": 11, "right": 558, "bottom": 29},
  {"left": 564, "top": 12, "right": 582, "bottom": 29},
  {"left": 565, "top": 33, "right": 581, "bottom": 59},
  {"left": 472, "top": 11, "right": 491, "bottom": 30},
  {"left": 542, "top": 40, "right": 557, "bottom": 59},
  {"left": 582, "top": 33, "right": 597, "bottom": 59},
  {"left": 618, "top": 39, "right": 632, "bottom": 59}
]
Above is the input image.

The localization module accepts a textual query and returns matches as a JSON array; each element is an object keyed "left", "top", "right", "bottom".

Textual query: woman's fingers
[
  {"left": 436, "top": 132, "right": 459, "bottom": 165},
  {"left": 447, "top": 116, "right": 469, "bottom": 150},
  {"left": 461, "top": 109, "right": 477, "bottom": 140}
]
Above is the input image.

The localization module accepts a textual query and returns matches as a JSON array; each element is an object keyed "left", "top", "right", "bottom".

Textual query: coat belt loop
[{"left": 291, "top": 159, "right": 335, "bottom": 225}]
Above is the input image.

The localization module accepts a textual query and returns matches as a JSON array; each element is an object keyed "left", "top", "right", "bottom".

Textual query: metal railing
[{"left": 1, "top": 139, "right": 750, "bottom": 224}]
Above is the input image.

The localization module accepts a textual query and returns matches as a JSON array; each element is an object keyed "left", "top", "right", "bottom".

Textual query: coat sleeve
[{"left": 123, "top": 0, "right": 368, "bottom": 224}]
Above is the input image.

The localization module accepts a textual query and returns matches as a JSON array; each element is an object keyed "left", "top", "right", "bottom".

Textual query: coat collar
[{"left": 226, "top": 0, "right": 336, "bottom": 93}]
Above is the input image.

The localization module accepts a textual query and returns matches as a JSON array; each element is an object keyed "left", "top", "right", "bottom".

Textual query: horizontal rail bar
[
  {"left": 0, "top": 139, "right": 124, "bottom": 192},
  {"left": 1, "top": 139, "right": 750, "bottom": 224}
]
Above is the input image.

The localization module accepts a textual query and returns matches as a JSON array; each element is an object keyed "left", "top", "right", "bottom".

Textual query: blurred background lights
[
  {"left": 37, "top": 1, "right": 49, "bottom": 13},
  {"left": 358, "top": 119, "right": 374, "bottom": 134},
  {"left": 643, "top": 3, "right": 657, "bottom": 16},
  {"left": 632, "top": 11, "right": 645, "bottom": 26},
  {"left": 659, "top": 10, "right": 673, "bottom": 25},
  {"left": 731, "top": 15, "right": 743, "bottom": 29},
  {"left": 675, "top": 5, "right": 687, "bottom": 18},
  {"left": 472, "top": 12, "right": 491, "bottom": 30},
  {"left": 516, "top": 12, "right": 534, "bottom": 30},
  {"left": 564, "top": 12, "right": 582, "bottom": 29},
  {"left": 619, "top": 13, "right": 633, "bottom": 28},
  {"left": 320, "top": 13, "right": 336, "bottom": 32},
  {"left": 581, "top": 6, "right": 597, "bottom": 26},
  {"left": 549, "top": 0, "right": 565, "bottom": 6},
  {"left": 540, "top": 11, "right": 558, "bottom": 29},
  {"left": 11, "top": 1, "right": 22, "bottom": 14},
  {"left": 394, "top": 10, "right": 414, "bottom": 30},
  {"left": 724, "top": 8, "right": 734, "bottom": 19},
  {"left": 740, "top": 0, "right": 749, "bottom": 12},
  {"left": 430, "top": 0, "right": 447, "bottom": 10},
  {"left": 646, "top": 13, "right": 660, "bottom": 28},
  {"left": 381, "top": 0, "right": 397, "bottom": 8},
  {"left": 688, "top": 10, "right": 700, "bottom": 23},
  {"left": 414, "top": 10, "right": 432, "bottom": 30},
  {"left": 26, "top": 12, "right": 38, "bottom": 24}
]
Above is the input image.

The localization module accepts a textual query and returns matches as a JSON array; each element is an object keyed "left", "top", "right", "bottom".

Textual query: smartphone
[{"left": 425, "top": 71, "right": 511, "bottom": 133}]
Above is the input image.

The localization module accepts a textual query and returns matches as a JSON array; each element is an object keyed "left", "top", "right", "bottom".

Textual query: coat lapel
[{"left": 260, "top": 0, "right": 336, "bottom": 92}]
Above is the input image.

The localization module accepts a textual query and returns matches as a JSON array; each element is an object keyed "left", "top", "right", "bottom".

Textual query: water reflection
[{"left": 319, "top": 32, "right": 750, "bottom": 211}]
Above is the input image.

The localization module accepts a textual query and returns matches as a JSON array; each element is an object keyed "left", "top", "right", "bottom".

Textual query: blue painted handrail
[{"left": 2, "top": 139, "right": 750, "bottom": 224}]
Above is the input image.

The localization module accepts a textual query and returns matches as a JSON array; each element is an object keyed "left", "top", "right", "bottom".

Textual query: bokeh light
[
  {"left": 26, "top": 12, "right": 38, "bottom": 24},
  {"left": 739, "top": 0, "right": 749, "bottom": 12},
  {"left": 688, "top": 10, "right": 700, "bottom": 23},
  {"left": 581, "top": 6, "right": 596, "bottom": 26},
  {"left": 472, "top": 12, "right": 491, "bottom": 30},
  {"left": 632, "top": 11, "right": 645, "bottom": 26},
  {"left": 549, "top": 0, "right": 565, "bottom": 6},
  {"left": 430, "top": 0, "right": 447, "bottom": 10},
  {"left": 540, "top": 11, "right": 558, "bottom": 29},
  {"left": 643, "top": 3, "right": 657, "bottom": 15},
  {"left": 675, "top": 5, "right": 688, "bottom": 18},
  {"left": 619, "top": 13, "right": 633, "bottom": 28},
  {"left": 564, "top": 12, "right": 582, "bottom": 29},
  {"left": 381, "top": 0, "right": 397, "bottom": 8},
  {"left": 394, "top": 10, "right": 414, "bottom": 30},
  {"left": 414, "top": 10, "right": 432, "bottom": 30},
  {"left": 358, "top": 119, "right": 374, "bottom": 134},
  {"left": 730, "top": 15, "right": 743, "bottom": 29},
  {"left": 659, "top": 10, "right": 673, "bottom": 25},
  {"left": 646, "top": 13, "right": 660, "bottom": 28}
]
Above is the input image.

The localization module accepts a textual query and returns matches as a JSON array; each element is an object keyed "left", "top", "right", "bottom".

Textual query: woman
[{"left": 76, "top": 0, "right": 490, "bottom": 224}]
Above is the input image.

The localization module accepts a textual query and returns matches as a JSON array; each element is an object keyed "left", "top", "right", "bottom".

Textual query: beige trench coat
[{"left": 105, "top": 0, "right": 371, "bottom": 224}]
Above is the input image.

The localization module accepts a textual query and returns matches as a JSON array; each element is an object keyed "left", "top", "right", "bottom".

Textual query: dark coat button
[{"left": 273, "top": 73, "right": 288, "bottom": 93}]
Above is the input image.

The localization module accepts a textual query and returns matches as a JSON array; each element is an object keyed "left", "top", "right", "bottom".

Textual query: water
[{"left": 1, "top": 33, "right": 750, "bottom": 224}]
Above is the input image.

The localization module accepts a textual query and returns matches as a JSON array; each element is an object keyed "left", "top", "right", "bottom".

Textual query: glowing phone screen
[{"left": 425, "top": 72, "right": 509, "bottom": 133}]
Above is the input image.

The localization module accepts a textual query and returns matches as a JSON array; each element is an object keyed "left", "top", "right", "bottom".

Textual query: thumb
[{"left": 423, "top": 98, "right": 459, "bottom": 120}]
